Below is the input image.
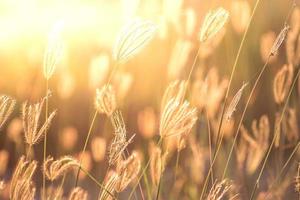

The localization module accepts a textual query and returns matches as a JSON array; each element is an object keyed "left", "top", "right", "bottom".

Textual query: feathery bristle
[
  {"left": 206, "top": 179, "right": 233, "bottom": 200},
  {"left": 159, "top": 98, "right": 197, "bottom": 138},
  {"left": 22, "top": 96, "right": 56, "bottom": 146},
  {"left": 199, "top": 7, "right": 230, "bottom": 42},
  {"left": 109, "top": 110, "right": 134, "bottom": 166},
  {"left": 43, "top": 156, "right": 79, "bottom": 181},
  {"left": 113, "top": 18, "right": 157, "bottom": 62},
  {"left": 95, "top": 84, "right": 117, "bottom": 116},
  {"left": 270, "top": 24, "right": 290, "bottom": 56},
  {"left": 225, "top": 82, "right": 248, "bottom": 121},
  {"left": 10, "top": 156, "right": 37, "bottom": 200},
  {"left": 0, "top": 95, "right": 16, "bottom": 129},
  {"left": 43, "top": 22, "right": 63, "bottom": 80}
]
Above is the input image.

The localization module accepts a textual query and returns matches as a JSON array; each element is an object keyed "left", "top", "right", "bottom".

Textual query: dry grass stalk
[
  {"left": 199, "top": 7, "right": 230, "bottom": 42},
  {"left": 99, "top": 171, "right": 119, "bottom": 200},
  {"left": 95, "top": 84, "right": 117, "bottom": 116},
  {"left": 224, "top": 82, "right": 248, "bottom": 121},
  {"left": 43, "top": 156, "right": 79, "bottom": 181},
  {"left": 273, "top": 64, "right": 293, "bottom": 104},
  {"left": 22, "top": 96, "right": 56, "bottom": 146},
  {"left": 109, "top": 110, "right": 134, "bottom": 166},
  {"left": 238, "top": 115, "right": 270, "bottom": 174},
  {"left": 115, "top": 151, "right": 141, "bottom": 192},
  {"left": 43, "top": 22, "right": 63, "bottom": 80},
  {"left": 0, "top": 95, "right": 16, "bottom": 129},
  {"left": 270, "top": 24, "right": 290, "bottom": 56},
  {"left": 206, "top": 179, "right": 233, "bottom": 200},
  {"left": 113, "top": 18, "right": 157, "bottom": 62},
  {"left": 68, "top": 187, "right": 88, "bottom": 200},
  {"left": 10, "top": 156, "right": 37, "bottom": 200},
  {"left": 159, "top": 98, "right": 197, "bottom": 138}
]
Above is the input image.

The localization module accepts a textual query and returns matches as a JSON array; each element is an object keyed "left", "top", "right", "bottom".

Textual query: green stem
[
  {"left": 75, "top": 110, "right": 98, "bottom": 187},
  {"left": 249, "top": 67, "right": 300, "bottom": 200}
]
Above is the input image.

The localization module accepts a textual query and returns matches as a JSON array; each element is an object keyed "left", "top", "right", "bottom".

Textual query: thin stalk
[
  {"left": 199, "top": 127, "right": 225, "bottom": 200},
  {"left": 186, "top": 46, "right": 202, "bottom": 84},
  {"left": 199, "top": 1, "right": 262, "bottom": 196},
  {"left": 200, "top": 55, "right": 271, "bottom": 200},
  {"left": 249, "top": 66, "right": 300, "bottom": 200},
  {"left": 155, "top": 137, "right": 166, "bottom": 200},
  {"left": 155, "top": 172, "right": 162, "bottom": 200},
  {"left": 138, "top": 180, "right": 145, "bottom": 200},
  {"left": 107, "top": 62, "right": 119, "bottom": 86},
  {"left": 26, "top": 144, "right": 32, "bottom": 161},
  {"left": 222, "top": 56, "right": 271, "bottom": 180},
  {"left": 174, "top": 150, "right": 181, "bottom": 182},
  {"left": 206, "top": 111, "right": 214, "bottom": 183},
  {"left": 43, "top": 79, "right": 49, "bottom": 200},
  {"left": 79, "top": 166, "right": 117, "bottom": 199},
  {"left": 75, "top": 110, "right": 98, "bottom": 187},
  {"left": 143, "top": 169, "right": 152, "bottom": 200},
  {"left": 98, "top": 165, "right": 112, "bottom": 200},
  {"left": 58, "top": 173, "right": 66, "bottom": 197},
  {"left": 213, "top": 0, "right": 262, "bottom": 152}
]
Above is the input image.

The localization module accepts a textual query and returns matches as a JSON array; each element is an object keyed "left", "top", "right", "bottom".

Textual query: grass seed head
[
  {"left": 199, "top": 7, "right": 229, "bottom": 42},
  {"left": 0, "top": 95, "right": 16, "bottom": 129}
]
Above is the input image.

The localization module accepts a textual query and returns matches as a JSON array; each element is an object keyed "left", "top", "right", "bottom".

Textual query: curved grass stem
[{"left": 75, "top": 110, "right": 98, "bottom": 187}]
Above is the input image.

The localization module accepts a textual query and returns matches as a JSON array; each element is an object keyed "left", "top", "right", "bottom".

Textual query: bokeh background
[{"left": 0, "top": 0, "right": 299, "bottom": 199}]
